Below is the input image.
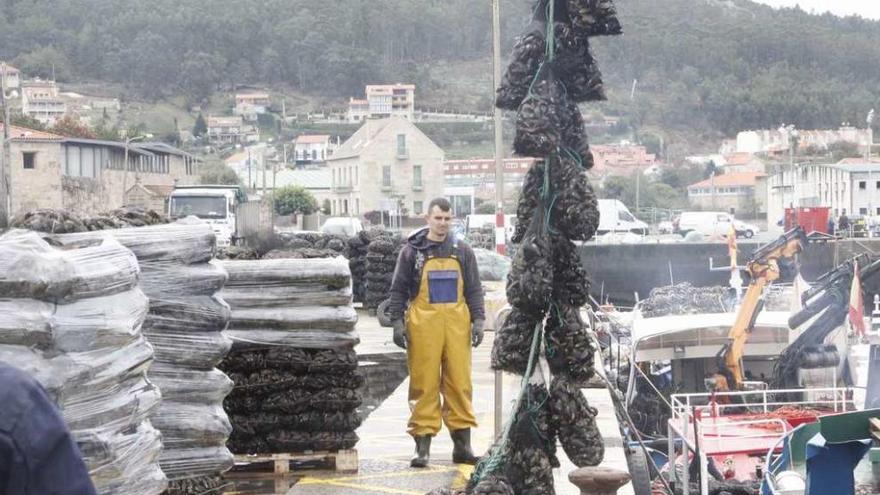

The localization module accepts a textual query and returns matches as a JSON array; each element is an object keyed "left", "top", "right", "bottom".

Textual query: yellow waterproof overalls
[{"left": 405, "top": 244, "right": 478, "bottom": 437}]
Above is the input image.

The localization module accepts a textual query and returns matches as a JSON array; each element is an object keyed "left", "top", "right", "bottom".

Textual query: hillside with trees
[{"left": 2, "top": 0, "right": 879, "bottom": 143}]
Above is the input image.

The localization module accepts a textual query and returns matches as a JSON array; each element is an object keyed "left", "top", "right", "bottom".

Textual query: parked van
[
  {"left": 675, "top": 211, "right": 736, "bottom": 237},
  {"left": 597, "top": 199, "right": 649, "bottom": 236}
]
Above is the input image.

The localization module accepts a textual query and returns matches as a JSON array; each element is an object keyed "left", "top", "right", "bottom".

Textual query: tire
[
  {"left": 679, "top": 230, "right": 691, "bottom": 238},
  {"left": 626, "top": 446, "right": 655, "bottom": 495},
  {"left": 744, "top": 230, "right": 754, "bottom": 239}
]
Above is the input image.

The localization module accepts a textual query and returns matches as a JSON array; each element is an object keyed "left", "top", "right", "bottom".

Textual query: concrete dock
[{"left": 282, "top": 309, "right": 634, "bottom": 495}]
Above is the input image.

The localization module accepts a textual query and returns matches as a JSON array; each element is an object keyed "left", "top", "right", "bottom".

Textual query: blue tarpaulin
[{"left": 804, "top": 432, "right": 871, "bottom": 495}]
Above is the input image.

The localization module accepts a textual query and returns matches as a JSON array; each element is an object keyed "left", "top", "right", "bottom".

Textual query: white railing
[
  {"left": 670, "top": 386, "right": 854, "bottom": 420},
  {"left": 666, "top": 387, "right": 856, "bottom": 495}
]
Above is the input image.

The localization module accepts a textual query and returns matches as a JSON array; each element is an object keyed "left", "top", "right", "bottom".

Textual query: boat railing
[
  {"left": 670, "top": 386, "right": 854, "bottom": 418},
  {"left": 665, "top": 387, "right": 856, "bottom": 495},
  {"left": 761, "top": 426, "right": 802, "bottom": 495}
]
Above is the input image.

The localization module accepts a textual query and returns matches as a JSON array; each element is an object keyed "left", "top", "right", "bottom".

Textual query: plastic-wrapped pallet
[
  {"left": 0, "top": 229, "right": 166, "bottom": 495},
  {"left": 54, "top": 218, "right": 235, "bottom": 494},
  {"left": 217, "top": 257, "right": 362, "bottom": 455}
]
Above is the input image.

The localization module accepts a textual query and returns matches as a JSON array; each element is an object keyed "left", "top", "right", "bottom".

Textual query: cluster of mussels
[{"left": 463, "top": 1, "right": 621, "bottom": 493}]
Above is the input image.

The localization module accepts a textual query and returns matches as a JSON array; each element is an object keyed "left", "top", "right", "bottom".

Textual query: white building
[
  {"left": 347, "top": 84, "right": 415, "bottom": 123},
  {"left": 206, "top": 116, "right": 259, "bottom": 144},
  {"left": 766, "top": 159, "right": 880, "bottom": 227},
  {"left": 736, "top": 126, "right": 873, "bottom": 155},
  {"left": 234, "top": 92, "right": 270, "bottom": 122},
  {"left": 326, "top": 117, "right": 443, "bottom": 217},
  {"left": 21, "top": 79, "right": 67, "bottom": 126},
  {"left": 1, "top": 63, "right": 20, "bottom": 90},
  {"left": 293, "top": 134, "right": 334, "bottom": 165}
]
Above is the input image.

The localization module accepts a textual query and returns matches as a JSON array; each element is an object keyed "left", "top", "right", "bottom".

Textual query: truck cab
[{"left": 168, "top": 185, "right": 247, "bottom": 247}]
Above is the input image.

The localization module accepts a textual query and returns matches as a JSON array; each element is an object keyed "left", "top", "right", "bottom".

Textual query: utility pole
[
  {"left": 867, "top": 109, "right": 874, "bottom": 219},
  {"left": 635, "top": 169, "right": 640, "bottom": 213},
  {"left": 491, "top": 0, "right": 504, "bottom": 441},
  {"left": 0, "top": 63, "right": 10, "bottom": 228},
  {"left": 492, "top": 0, "right": 505, "bottom": 257},
  {"left": 121, "top": 135, "right": 145, "bottom": 207}
]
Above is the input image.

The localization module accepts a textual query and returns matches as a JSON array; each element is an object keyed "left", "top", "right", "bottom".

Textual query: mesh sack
[
  {"left": 548, "top": 376, "right": 604, "bottom": 467},
  {"left": 550, "top": 232, "right": 591, "bottom": 307},
  {"left": 506, "top": 204, "right": 553, "bottom": 316},
  {"left": 566, "top": 0, "right": 622, "bottom": 37},
  {"left": 554, "top": 22, "right": 606, "bottom": 102},
  {"left": 496, "top": 18, "right": 547, "bottom": 111},
  {"left": 230, "top": 411, "right": 363, "bottom": 435},
  {"left": 544, "top": 304, "right": 595, "bottom": 384},
  {"left": 491, "top": 308, "right": 542, "bottom": 375},
  {"left": 513, "top": 64, "right": 566, "bottom": 157},
  {"left": 512, "top": 156, "right": 599, "bottom": 243}
]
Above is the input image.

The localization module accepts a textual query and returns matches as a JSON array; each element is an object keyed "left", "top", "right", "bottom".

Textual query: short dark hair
[{"left": 427, "top": 197, "right": 451, "bottom": 213}]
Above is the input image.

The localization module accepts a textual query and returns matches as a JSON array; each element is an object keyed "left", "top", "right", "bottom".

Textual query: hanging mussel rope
[{"left": 456, "top": 0, "right": 622, "bottom": 492}]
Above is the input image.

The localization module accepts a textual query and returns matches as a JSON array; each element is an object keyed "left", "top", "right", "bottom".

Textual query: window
[
  {"left": 876, "top": 181, "right": 879, "bottom": 189},
  {"left": 312, "top": 150, "right": 317, "bottom": 161},
  {"left": 22, "top": 152, "right": 36, "bottom": 169},
  {"left": 397, "top": 134, "right": 406, "bottom": 156},
  {"left": 382, "top": 165, "right": 392, "bottom": 188},
  {"left": 860, "top": 208, "right": 868, "bottom": 215},
  {"left": 413, "top": 165, "right": 422, "bottom": 188},
  {"left": 859, "top": 181, "right": 866, "bottom": 189},
  {"left": 413, "top": 201, "right": 424, "bottom": 215}
]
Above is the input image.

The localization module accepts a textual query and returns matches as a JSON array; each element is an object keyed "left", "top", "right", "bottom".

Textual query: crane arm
[{"left": 717, "top": 227, "right": 805, "bottom": 390}]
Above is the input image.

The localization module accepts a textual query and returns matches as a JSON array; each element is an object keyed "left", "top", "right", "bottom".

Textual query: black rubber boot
[
  {"left": 451, "top": 429, "right": 479, "bottom": 465},
  {"left": 410, "top": 435, "right": 431, "bottom": 468}
]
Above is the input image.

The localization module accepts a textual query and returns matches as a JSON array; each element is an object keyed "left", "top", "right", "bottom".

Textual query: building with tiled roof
[
  {"left": 326, "top": 117, "right": 443, "bottom": 217},
  {"left": 687, "top": 172, "right": 766, "bottom": 213},
  {"left": 293, "top": 134, "right": 335, "bottom": 165},
  {"left": 2, "top": 125, "right": 199, "bottom": 217}
]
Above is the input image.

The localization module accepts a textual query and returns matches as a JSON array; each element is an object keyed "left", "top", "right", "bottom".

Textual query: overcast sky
[{"left": 751, "top": 0, "right": 880, "bottom": 19}]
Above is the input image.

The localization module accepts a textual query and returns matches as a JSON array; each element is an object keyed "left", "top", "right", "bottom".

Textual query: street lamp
[
  {"left": 867, "top": 109, "right": 874, "bottom": 220},
  {"left": 0, "top": 62, "right": 20, "bottom": 228},
  {"left": 779, "top": 124, "right": 798, "bottom": 226},
  {"left": 121, "top": 134, "right": 146, "bottom": 206}
]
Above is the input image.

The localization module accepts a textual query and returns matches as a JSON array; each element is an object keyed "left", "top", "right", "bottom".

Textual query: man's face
[{"left": 425, "top": 206, "right": 452, "bottom": 239}]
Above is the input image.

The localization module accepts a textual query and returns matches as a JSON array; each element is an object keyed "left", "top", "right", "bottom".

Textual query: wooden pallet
[{"left": 231, "top": 449, "right": 358, "bottom": 476}]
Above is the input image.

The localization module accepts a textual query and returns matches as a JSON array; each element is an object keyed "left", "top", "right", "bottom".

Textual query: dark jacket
[
  {"left": 387, "top": 227, "right": 485, "bottom": 323},
  {"left": 0, "top": 363, "right": 97, "bottom": 495}
]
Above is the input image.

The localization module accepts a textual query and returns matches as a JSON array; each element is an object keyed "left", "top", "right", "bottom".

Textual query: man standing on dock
[{"left": 387, "top": 197, "right": 485, "bottom": 468}]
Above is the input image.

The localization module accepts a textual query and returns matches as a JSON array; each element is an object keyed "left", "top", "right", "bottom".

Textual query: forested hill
[{"left": 2, "top": 0, "right": 879, "bottom": 138}]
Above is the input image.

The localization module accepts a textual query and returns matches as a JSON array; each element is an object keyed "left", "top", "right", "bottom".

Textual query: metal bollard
[{"left": 568, "top": 466, "right": 631, "bottom": 495}]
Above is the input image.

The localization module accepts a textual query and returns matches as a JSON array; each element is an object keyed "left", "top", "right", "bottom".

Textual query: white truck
[
  {"left": 168, "top": 185, "right": 249, "bottom": 247},
  {"left": 597, "top": 199, "right": 649, "bottom": 236}
]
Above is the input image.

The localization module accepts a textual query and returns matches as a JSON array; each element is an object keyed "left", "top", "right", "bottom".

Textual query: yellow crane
[{"left": 714, "top": 227, "right": 806, "bottom": 390}]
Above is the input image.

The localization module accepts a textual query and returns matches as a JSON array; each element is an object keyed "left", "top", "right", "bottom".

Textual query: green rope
[
  {"left": 561, "top": 145, "right": 584, "bottom": 169},
  {"left": 544, "top": 0, "right": 556, "bottom": 61}
]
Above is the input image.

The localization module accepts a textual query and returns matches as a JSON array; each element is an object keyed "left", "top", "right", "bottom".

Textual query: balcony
[
  {"left": 396, "top": 148, "right": 409, "bottom": 160},
  {"left": 333, "top": 183, "right": 353, "bottom": 193}
]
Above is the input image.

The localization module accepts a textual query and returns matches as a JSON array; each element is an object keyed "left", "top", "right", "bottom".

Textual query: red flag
[{"left": 849, "top": 260, "right": 866, "bottom": 336}]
